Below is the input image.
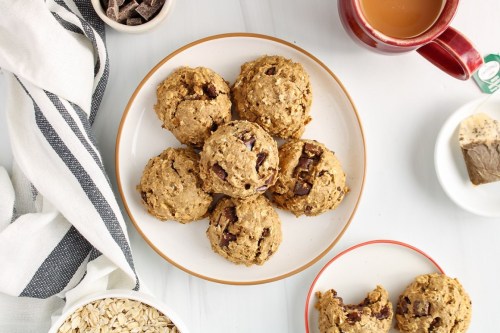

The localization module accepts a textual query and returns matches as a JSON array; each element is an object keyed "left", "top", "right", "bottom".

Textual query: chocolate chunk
[
  {"left": 303, "top": 142, "right": 322, "bottom": 159},
  {"left": 262, "top": 228, "right": 270, "bottom": 237},
  {"left": 413, "top": 300, "right": 430, "bottom": 317},
  {"left": 219, "top": 232, "right": 237, "bottom": 248},
  {"left": 294, "top": 180, "right": 312, "bottom": 196},
  {"left": 223, "top": 206, "right": 238, "bottom": 223},
  {"left": 244, "top": 183, "right": 251, "bottom": 190},
  {"left": 212, "top": 163, "right": 227, "bottom": 180},
  {"left": 346, "top": 311, "right": 361, "bottom": 324},
  {"left": 374, "top": 306, "right": 391, "bottom": 320},
  {"left": 140, "top": 191, "right": 148, "bottom": 202},
  {"left": 210, "top": 122, "right": 218, "bottom": 132},
  {"left": 429, "top": 317, "right": 442, "bottom": 331},
  {"left": 126, "top": 17, "right": 142, "bottom": 25},
  {"left": 204, "top": 83, "right": 218, "bottom": 99},
  {"left": 265, "top": 67, "right": 276, "bottom": 75},
  {"left": 105, "top": 0, "right": 119, "bottom": 20},
  {"left": 256, "top": 153, "right": 267, "bottom": 170},
  {"left": 242, "top": 136, "right": 256, "bottom": 150},
  {"left": 135, "top": 0, "right": 165, "bottom": 21},
  {"left": 296, "top": 171, "right": 309, "bottom": 181},
  {"left": 297, "top": 157, "right": 314, "bottom": 171},
  {"left": 396, "top": 296, "right": 411, "bottom": 315},
  {"left": 117, "top": 0, "right": 139, "bottom": 22}
]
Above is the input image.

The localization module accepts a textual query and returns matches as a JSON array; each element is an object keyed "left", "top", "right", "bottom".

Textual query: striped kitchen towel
[{"left": 0, "top": 0, "right": 138, "bottom": 316}]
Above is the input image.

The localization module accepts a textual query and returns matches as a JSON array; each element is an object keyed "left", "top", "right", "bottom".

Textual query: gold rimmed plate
[{"left": 116, "top": 33, "right": 366, "bottom": 284}]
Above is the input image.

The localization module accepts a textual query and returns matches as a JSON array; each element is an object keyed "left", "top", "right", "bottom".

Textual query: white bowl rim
[{"left": 48, "top": 289, "right": 190, "bottom": 333}]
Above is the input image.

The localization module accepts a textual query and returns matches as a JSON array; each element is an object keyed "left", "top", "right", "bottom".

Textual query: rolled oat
[{"left": 57, "top": 297, "right": 180, "bottom": 333}]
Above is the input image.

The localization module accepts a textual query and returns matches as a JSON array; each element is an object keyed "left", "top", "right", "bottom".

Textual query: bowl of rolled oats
[
  {"left": 91, "top": 0, "right": 175, "bottom": 33},
  {"left": 49, "top": 289, "right": 188, "bottom": 333}
]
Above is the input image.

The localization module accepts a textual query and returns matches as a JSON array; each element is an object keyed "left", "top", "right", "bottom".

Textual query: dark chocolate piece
[
  {"left": 105, "top": 0, "right": 119, "bottom": 20},
  {"left": 293, "top": 180, "right": 312, "bottom": 196},
  {"left": 135, "top": 0, "right": 165, "bottom": 20},
  {"left": 117, "top": 0, "right": 139, "bottom": 22},
  {"left": 126, "top": 17, "right": 142, "bottom": 25},
  {"left": 212, "top": 163, "right": 228, "bottom": 181}
]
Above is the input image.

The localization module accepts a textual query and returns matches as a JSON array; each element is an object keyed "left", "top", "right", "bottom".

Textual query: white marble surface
[{"left": 1, "top": 0, "right": 499, "bottom": 332}]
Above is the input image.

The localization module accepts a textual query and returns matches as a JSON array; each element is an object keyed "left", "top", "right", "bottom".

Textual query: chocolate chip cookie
[
  {"left": 270, "top": 139, "right": 347, "bottom": 216},
  {"left": 232, "top": 55, "right": 312, "bottom": 139},
  {"left": 154, "top": 66, "right": 232, "bottom": 148},
  {"left": 316, "top": 286, "right": 393, "bottom": 333},
  {"left": 395, "top": 273, "right": 472, "bottom": 333},
  {"left": 199, "top": 120, "right": 279, "bottom": 198},
  {"left": 137, "top": 147, "right": 212, "bottom": 223},
  {"left": 207, "top": 195, "right": 282, "bottom": 266}
]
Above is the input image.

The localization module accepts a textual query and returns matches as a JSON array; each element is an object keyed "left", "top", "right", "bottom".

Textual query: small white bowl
[
  {"left": 48, "top": 289, "right": 189, "bottom": 333},
  {"left": 91, "top": 0, "right": 175, "bottom": 33}
]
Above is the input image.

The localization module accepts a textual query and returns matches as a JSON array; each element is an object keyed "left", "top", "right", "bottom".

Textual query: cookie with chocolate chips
[
  {"left": 315, "top": 286, "right": 393, "bottom": 333},
  {"left": 207, "top": 195, "right": 282, "bottom": 266},
  {"left": 395, "top": 273, "right": 472, "bottom": 333},
  {"left": 270, "top": 139, "right": 347, "bottom": 217},
  {"left": 199, "top": 120, "right": 279, "bottom": 198},
  {"left": 137, "top": 147, "right": 212, "bottom": 223},
  {"left": 154, "top": 66, "right": 232, "bottom": 148},
  {"left": 232, "top": 55, "right": 312, "bottom": 139}
]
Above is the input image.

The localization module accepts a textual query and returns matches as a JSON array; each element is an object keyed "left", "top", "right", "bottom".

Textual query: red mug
[{"left": 338, "top": 0, "right": 483, "bottom": 80}]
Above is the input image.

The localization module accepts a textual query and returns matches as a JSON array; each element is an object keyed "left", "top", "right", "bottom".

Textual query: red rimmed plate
[
  {"left": 305, "top": 240, "right": 444, "bottom": 333},
  {"left": 116, "top": 33, "right": 366, "bottom": 285}
]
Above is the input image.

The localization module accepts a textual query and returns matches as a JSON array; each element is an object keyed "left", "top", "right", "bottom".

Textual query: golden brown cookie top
[
  {"left": 395, "top": 273, "right": 472, "bottom": 333},
  {"left": 270, "top": 139, "right": 347, "bottom": 216},
  {"left": 207, "top": 195, "right": 282, "bottom": 266},
  {"left": 154, "top": 66, "right": 232, "bottom": 148},
  {"left": 316, "top": 286, "right": 393, "bottom": 333},
  {"left": 232, "top": 55, "right": 312, "bottom": 139},
  {"left": 137, "top": 147, "right": 212, "bottom": 223},
  {"left": 200, "top": 120, "right": 279, "bottom": 198}
]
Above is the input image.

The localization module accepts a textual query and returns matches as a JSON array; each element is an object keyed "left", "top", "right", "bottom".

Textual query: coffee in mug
[
  {"left": 359, "top": 0, "right": 445, "bottom": 38},
  {"left": 338, "top": 0, "right": 484, "bottom": 80}
]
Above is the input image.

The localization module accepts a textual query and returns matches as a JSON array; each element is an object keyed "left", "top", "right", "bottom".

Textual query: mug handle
[{"left": 417, "top": 27, "right": 483, "bottom": 80}]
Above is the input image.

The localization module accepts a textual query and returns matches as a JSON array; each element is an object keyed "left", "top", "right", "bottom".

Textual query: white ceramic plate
[
  {"left": 48, "top": 289, "right": 189, "bottom": 333},
  {"left": 116, "top": 33, "right": 366, "bottom": 284},
  {"left": 305, "top": 240, "right": 444, "bottom": 333},
  {"left": 435, "top": 94, "right": 500, "bottom": 217}
]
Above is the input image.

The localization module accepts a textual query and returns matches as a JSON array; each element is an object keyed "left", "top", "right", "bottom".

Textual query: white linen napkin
[{"left": 0, "top": 0, "right": 139, "bottom": 330}]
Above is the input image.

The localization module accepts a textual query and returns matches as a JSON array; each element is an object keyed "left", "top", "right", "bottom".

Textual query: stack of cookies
[{"left": 137, "top": 55, "right": 348, "bottom": 266}]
